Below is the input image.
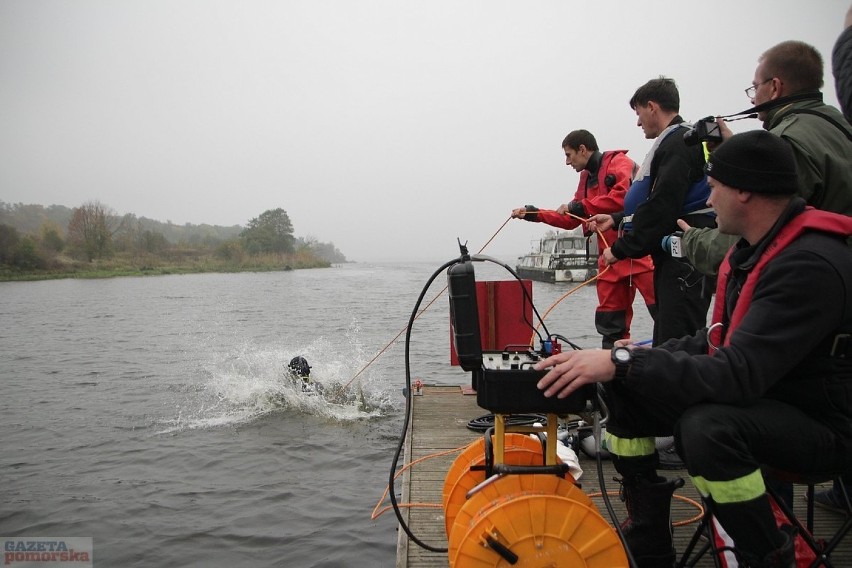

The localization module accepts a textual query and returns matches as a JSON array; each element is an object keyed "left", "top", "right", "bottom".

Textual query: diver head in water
[{"left": 288, "top": 356, "right": 311, "bottom": 382}]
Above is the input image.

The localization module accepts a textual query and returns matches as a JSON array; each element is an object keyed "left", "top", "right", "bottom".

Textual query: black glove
[
  {"left": 522, "top": 205, "right": 539, "bottom": 222},
  {"left": 566, "top": 200, "right": 586, "bottom": 217}
]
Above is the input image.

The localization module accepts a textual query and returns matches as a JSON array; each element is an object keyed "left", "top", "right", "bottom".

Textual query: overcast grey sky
[{"left": 1, "top": 0, "right": 847, "bottom": 261}]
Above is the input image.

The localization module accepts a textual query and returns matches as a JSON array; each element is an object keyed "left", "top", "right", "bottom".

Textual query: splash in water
[{"left": 157, "top": 335, "right": 397, "bottom": 434}]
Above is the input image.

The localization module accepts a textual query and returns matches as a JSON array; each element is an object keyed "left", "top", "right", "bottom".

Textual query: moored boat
[{"left": 516, "top": 227, "right": 598, "bottom": 283}]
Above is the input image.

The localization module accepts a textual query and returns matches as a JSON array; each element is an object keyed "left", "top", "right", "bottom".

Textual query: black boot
[
  {"left": 595, "top": 309, "right": 627, "bottom": 349},
  {"left": 737, "top": 525, "right": 796, "bottom": 568},
  {"left": 619, "top": 474, "right": 686, "bottom": 568},
  {"left": 713, "top": 495, "right": 794, "bottom": 567}
]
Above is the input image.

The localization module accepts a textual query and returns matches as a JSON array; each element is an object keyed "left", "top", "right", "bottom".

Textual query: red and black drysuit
[
  {"left": 524, "top": 150, "right": 656, "bottom": 348},
  {"left": 604, "top": 199, "right": 852, "bottom": 559}
]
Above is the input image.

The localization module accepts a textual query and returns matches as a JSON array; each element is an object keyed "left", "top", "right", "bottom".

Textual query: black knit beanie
[{"left": 704, "top": 130, "right": 797, "bottom": 194}]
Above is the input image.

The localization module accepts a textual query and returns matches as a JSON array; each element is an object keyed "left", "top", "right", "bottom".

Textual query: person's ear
[{"left": 768, "top": 77, "right": 783, "bottom": 100}]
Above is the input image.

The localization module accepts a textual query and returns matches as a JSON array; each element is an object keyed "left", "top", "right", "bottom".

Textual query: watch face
[{"left": 614, "top": 348, "right": 631, "bottom": 363}]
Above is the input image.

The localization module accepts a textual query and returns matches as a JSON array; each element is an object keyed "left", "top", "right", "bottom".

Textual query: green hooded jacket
[{"left": 681, "top": 96, "right": 852, "bottom": 277}]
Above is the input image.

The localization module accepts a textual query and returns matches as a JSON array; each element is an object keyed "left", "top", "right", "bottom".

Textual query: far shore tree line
[{"left": 0, "top": 200, "right": 347, "bottom": 278}]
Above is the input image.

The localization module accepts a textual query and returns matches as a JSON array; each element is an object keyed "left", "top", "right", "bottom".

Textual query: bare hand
[
  {"left": 704, "top": 117, "right": 735, "bottom": 153},
  {"left": 717, "top": 117, "right": 734, "bottom": 141},
  {"left": 587, "top": 214, "right": 614, "bottom": 233},
  {"left": 511, "top": 207, "right": 527, "bottom": 219},
  {"left": 534, "top": 349, "right": 615, "bottom": 399},
  {"left": 555, "top": 203, "right": 571, "bottom": 215},
  {"left": 676, "top": 219, "right": 692, "bottom": 232},
  {"left": 602, "top": 248, "right": 618, "bottom": 265}
]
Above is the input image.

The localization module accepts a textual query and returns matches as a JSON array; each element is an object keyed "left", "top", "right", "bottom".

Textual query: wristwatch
[{"left": 611, "top": 346, "right": 633, "bottom": 380}]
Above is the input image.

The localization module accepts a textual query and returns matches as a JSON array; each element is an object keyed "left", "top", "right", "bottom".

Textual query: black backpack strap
[{"left": 786, "top": 108, "right": 852, "bottom": 142}]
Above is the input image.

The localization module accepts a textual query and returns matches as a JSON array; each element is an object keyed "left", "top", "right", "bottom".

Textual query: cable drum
[
  {"left": 441, "top": 434, "right": 546, "bottom": 537},
  {"left": 442, "top": 437, "right": 627, "bottom": 567}
]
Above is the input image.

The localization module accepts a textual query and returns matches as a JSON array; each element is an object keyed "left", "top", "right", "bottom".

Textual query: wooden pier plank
[{"left": 397, "top": 384, "right": 852, "bottom": 568}]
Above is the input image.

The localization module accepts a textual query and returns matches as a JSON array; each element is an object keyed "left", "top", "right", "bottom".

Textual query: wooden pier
[{"left": 396, "top": 384, "right": 852, "bottom": 568}]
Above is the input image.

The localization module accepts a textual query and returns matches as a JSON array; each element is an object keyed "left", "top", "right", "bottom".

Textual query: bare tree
[{"left": 66, "top": 201, "right": 116, "bottom": 261}]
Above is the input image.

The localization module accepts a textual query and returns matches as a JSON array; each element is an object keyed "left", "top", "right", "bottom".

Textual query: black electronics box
[
  {"left": 447, "top": 260, "right": 589, "bottom": 415},
  {"left": 474, "top": 350, "right": 589, "bottom": 415}
]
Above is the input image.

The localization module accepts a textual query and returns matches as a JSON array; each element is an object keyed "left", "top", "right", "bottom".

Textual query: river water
[{"left": 0, "top": 260, "right": 653, "bottom": 567}]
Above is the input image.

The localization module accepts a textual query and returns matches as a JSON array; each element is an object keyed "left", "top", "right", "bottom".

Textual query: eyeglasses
[{"left": 745, "top": 78, "right": 773, "bottom": 98}]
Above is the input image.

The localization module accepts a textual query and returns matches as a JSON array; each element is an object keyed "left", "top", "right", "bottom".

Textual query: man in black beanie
[{"left": 532, "top": 130, "right": 852, "bottom": 567}]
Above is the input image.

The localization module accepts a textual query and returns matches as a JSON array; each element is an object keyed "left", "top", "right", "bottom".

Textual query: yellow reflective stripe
[
  {"left": 702, "top": 141, "right": 711, "bottom": 162},
  {"left": 691, "top": 469, "right": 765, "bottom": 504},
  {"left": 604, "top": 433, "right": 656, "bottom": 457}
]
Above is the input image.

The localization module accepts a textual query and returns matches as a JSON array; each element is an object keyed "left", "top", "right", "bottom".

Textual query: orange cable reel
[
  {"left": 442, "top": 434, "right": 544, "bottom": 537},
  {"left": 450, "top": 491, "right": 627, "bottom": 567},
  {"left": 447, "top": 473, "right": 593, "bottom": 563}
]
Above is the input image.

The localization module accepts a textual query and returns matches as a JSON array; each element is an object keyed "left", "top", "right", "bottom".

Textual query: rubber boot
[
  {"left": 619, "top": 474, "right": 686, "bottom": 568},
  {"left": 737, "top": 525, "right": 796, "bottom": 568},
  {"left": 713, "top": 495, "right": 795, "bottom": 568}
]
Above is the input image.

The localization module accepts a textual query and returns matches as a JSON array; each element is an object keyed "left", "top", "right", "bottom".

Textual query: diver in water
[
  {"left": 288, "top": 356, "right": 311, "bottom": 379},
  {"left": 287, "top": 356, "right": 322, "bottom": 394},
  {"left": 287, "top": 355, "right": 369, "bottom": 408}
]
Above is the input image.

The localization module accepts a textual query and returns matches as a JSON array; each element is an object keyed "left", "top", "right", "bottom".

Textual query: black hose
[
  {"left": 388, "top": 257, "right": 457, "bottom": 553},
  {"left": 466, "top": 413, "right": 547, "bottom": 432}
]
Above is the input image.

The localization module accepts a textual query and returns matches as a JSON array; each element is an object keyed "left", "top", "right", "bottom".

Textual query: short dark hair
[
  {"left": 629, "top": 76, "right": 680, "bottom": 112},
  {"left": 759, "top": 40, "right": 824, "bottom": 93},
  {"left": 562, "top": 130, "right": 599, "bottom": 152}
]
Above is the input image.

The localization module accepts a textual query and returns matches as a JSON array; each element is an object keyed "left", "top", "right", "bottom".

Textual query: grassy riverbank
[{"left": 0, "top": 250, "right": 333, "bottom": 282}]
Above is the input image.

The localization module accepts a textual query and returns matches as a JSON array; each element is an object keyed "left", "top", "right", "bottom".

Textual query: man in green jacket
[{"left": 679, "top": 40, "right": 852, "bottom": 277}]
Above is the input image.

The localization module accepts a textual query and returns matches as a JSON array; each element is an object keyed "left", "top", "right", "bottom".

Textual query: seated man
[{"left": 534, "top": 130, "right": 852, "bottom": 567}]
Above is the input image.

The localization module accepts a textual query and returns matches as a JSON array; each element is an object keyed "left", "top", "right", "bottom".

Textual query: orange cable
[
  {"left": 528, "top": 211, "right": 614, "bottom": 345},
  {"left": 587, "top": 491, "right": 705, "bottom": 527},
  {"left": 344, "top": 217, "right": 513, "bottom": 389},
  {"left": 371, "top": 444, "right": 471, "bottom": 520}
]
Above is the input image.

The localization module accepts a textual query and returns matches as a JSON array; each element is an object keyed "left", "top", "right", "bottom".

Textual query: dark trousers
[
  {"left": 651, "top": 254, "right": 713, "bottom": 345},
  {"left": 604, "top": 380, "right": 849, "bottom": 489}
]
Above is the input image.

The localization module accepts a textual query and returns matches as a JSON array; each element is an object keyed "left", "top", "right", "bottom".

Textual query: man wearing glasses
[
  {"left": 747, "top": 41, "right": 852, "bottom": 217},
  {"left": 680, "top": 41, "right": 852, "bottom": 279}
]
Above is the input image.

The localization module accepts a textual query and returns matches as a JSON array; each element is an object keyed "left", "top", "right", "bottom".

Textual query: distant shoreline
[{"left": 0, "top": 257, "right": 331, "bottom": 282}]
